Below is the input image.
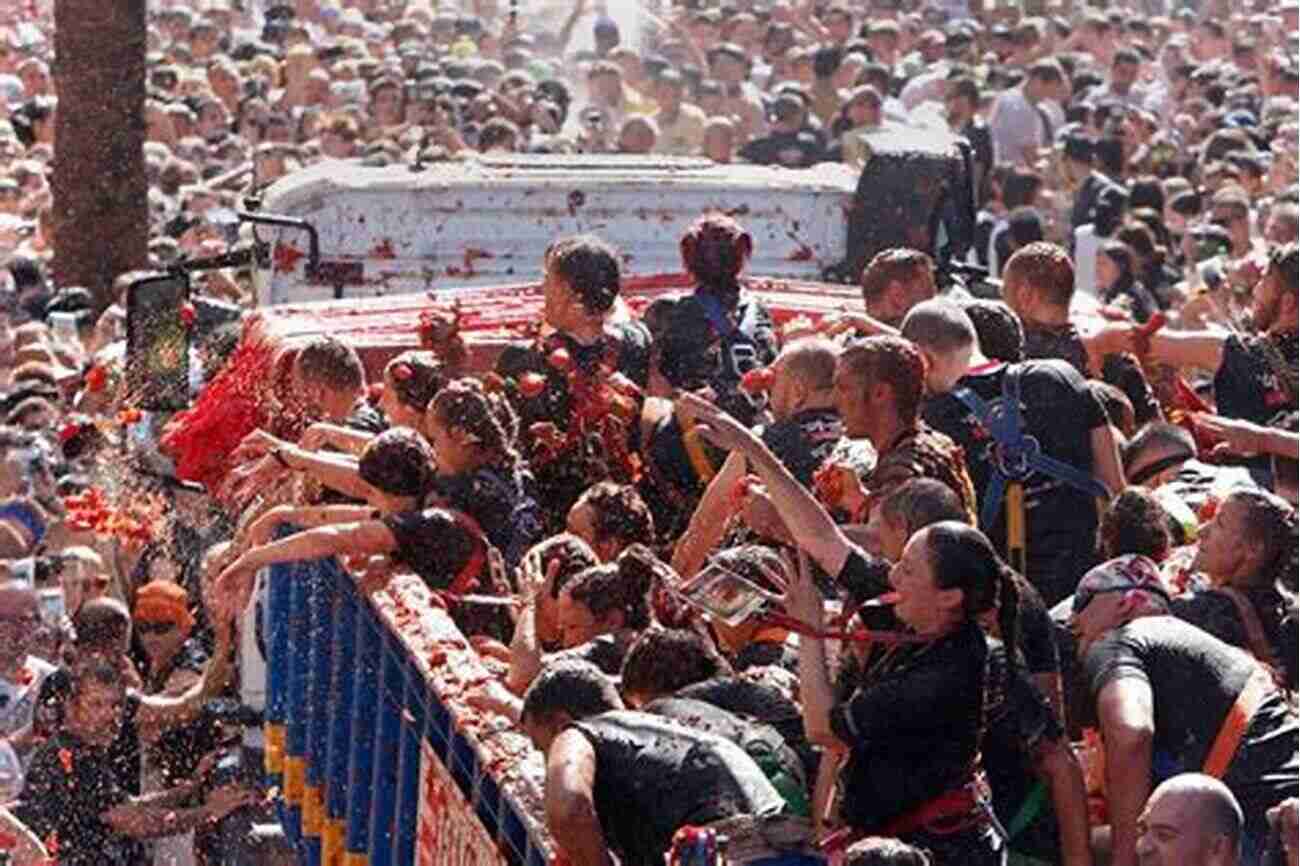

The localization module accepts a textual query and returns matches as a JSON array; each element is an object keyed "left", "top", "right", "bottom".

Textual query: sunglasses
[{"left": 135, "top": 620, "right": 177, "bottom": 635}]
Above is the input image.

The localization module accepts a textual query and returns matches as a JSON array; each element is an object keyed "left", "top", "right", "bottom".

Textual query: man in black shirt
[
  {"left": 519, "top": 659, "right": 795, "bottom": 866},
  {"left": 737, "top": 94, "right": 826, "bottom": 168},
  {"left": 16, "top": 662, "right": 256, "bottom": 866},
  {"left": 1069, "top": 557, "right": 1299, "bottom": 866},
  {"left": 1000, "top": 241, "right": 1135, "bottom": 379},
  {"left": 903, "top": 299, "right": 1124, "bottom": 604},
  {"left": 1146, "top": 243, "right": 1298, "bottom": 479}
]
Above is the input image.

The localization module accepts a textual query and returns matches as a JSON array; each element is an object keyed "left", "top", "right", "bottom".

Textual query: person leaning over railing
[{"left": 214, "top": 427, "right": 489, "bottom": 623}]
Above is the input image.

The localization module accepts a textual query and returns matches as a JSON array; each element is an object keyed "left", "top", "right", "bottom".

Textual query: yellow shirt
[{"left": 652, "top": 103, "right": 708, "bottom": 156}]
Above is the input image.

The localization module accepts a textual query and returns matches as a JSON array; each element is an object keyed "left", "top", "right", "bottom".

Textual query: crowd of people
[{"left": 0, "top": 0, "right": 1293, "bottom": 865}]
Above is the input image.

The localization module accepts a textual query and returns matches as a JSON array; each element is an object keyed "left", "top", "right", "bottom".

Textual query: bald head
[
  {"left": 1138, "top": 773, "right": 1243, "bottom": 866},
  {"left": 901, "top": 299, "right": 978, "bottom": 356},
  {"left": 777, "top": 337, "right": 838, "bottom": 391},
  {"left": 771, "top": 336, "right": 839, "bottom": 420}
]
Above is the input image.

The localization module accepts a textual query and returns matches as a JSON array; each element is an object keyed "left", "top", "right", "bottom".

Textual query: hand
[
  {"left": 193, "top": 749, "right": 224, "bottom": 783},
  {"left": 675, "top": 392, "right": 757, "bottom": 455},
  {"left": 204, "top": 783, "right": 260, "bottom": 820},
  {"left": 349, "top": 554, "right": 396, "bottom": 595},
  {"left": 782, "top": 549, "right": 822, "bottom": 625},
  {"left": 469, "top": 635, "right": 512, "bottom": 663}
]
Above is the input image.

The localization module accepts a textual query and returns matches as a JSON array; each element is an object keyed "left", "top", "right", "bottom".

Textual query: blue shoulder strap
[{"left": 954, "top": 364, "right": 1109, "bottom": 532}]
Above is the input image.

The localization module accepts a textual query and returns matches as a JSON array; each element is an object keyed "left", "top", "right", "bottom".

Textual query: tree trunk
[{"left": 52, "top": 0, "right": 147, "bottom": 312}]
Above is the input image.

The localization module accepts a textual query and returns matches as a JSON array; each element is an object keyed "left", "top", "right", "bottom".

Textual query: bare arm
[
  {"left": 1146, "top": 329, "right": 1227, "bottom": 372},
  {"left": 545, "top": 729, "right": 615, "bottom": 866},
  {"left": 1037, "top": 737, "right": 1094, "bottom": 866},
  {"left": 676, "top": 393, "right": 854, "bottom": 577},
  {"left": 1089, "top": 424, "right": 1125, "bottom": 499},
  {"left": 1097, "top": 677, "right": 1155, "bottom": 866},
  {"left": 671, "top": 450, "right": 745, "bottom": 580},
  {"left": 279, "top": 445, "right": 381, "bottom": 504},
  {"left": 136, "top": 620, "right": 237, "bottom": 741}
]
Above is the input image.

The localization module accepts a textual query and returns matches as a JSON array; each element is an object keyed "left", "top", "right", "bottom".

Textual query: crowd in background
[{"left": 0, "top": 0, "right": 1293, "bottom": 865}]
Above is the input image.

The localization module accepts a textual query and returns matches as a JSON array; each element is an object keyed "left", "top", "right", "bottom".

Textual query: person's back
[
  {"left": 569, "top": 709, "right": 788, "bottom": 866},
  {"left": 1083, "top": 616, "right": 1298, "bottom": 848},
  {"left": 923, "top": 358, "right": 1107, "bottom": 603},
  {"left": 642, "top": 696, "right": 810, "bottom": 815}
]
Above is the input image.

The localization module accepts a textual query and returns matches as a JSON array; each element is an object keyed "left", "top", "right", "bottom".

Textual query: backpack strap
[{"left": 953, "top": 364, "right": 1109, "bottom": 532}]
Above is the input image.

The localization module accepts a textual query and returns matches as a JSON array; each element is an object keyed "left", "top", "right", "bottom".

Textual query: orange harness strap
[{"left": 1202, "top": 667, "right": 1274, "bottom": 779}]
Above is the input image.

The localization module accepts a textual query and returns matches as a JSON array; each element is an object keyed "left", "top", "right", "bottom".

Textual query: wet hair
[
  {"left": 384, "top": 351, "right": 448, "bottom": 413},
  {"left": 860, "top": 248, "right": 934, "bottom": 305},
  {"left": 879, "top": 478, "right": 969, "bottom": 535},
  {"left": 295, "top": 335, "right": 364, "bottom": 392},
  {"left": 901, "top": 299, "right": 977, "bottom": 356},
  {"left": 620, "top": 627, "right": 733, "bottom": 700},
  {"left": 1003, "top": 242, "right": 1075, "bottom": 309},
  {"left": 1088, "top": 381, "right": 1136, "bottom": 438},
  {"left": 838, "top": 335, "right": 926, "bottom": 425},
  {"left": 565, "top": 543, "right": 670, "bottom": 631},
  {"left": 922, "top": 522, "right": 1019, "bottom": 665},
  {"left": 545, "top": 234, "right": 622, "bottom": 316},
  {"left": 358, "top": 427, "right": 435, "bottom": 498},
  {"left": 960, "top": 300, "right": 1023, "bottom": 362},
  {"left": 1099, "top": 487, "right": 1171, "bottom": 561},
  {"left": 1122, "top": 422, "right": 1195, "bottom": 478},
  {"left": 528, "top": 533, "right": 601, "bottom": 599},
  {"left": 680, "top": 213, "right": 753, "bottom": 296},
  {"left": 429, "top": 378, "right": 521, "bottom": 474},
  {"left": 843, "top": 837, "right": 933, "bottom": 866},
  {"left": 574, "top": 482, "right": 655, "bottom": 549},
  {"left": 72, "top": 597, "right": 132, "bottom": 649},
  {"left": 1228, "top": 489, "right": 1299, "bottom": 594},
  {"left": 520, "top": 658, "right": 624, "bottom": 724}
]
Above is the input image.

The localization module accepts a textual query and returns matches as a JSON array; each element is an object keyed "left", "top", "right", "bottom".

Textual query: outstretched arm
[{"left": 676, "top": 393, "right": 854, "bottom": 577}]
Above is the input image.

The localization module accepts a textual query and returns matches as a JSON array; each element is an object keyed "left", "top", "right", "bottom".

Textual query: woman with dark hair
[
  {"left": 677, "top": 393, "right": 1020, "bottom": 863},
  {"left": 422, "top": 378, "right": 542, "bottom": 570},
  {"left": 1116, "top": 219, "right": 1177, "bottom": 308},
  {"left": 1173, "top": 488, "right": 1299, "bottom": 688},
  {"left": 1097, "top": 238, "right": 1158, "bottom": 322},
  {"left": 674, "top": 213, "right": 779, "bottom": 423},
  {"left": 552, "top": 543, "right": 670, "bottom": 676}
]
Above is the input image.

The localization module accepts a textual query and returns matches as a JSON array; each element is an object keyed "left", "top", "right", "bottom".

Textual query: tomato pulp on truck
[{"left": 250, "top": 128, "right": 977, "bottom": 309}]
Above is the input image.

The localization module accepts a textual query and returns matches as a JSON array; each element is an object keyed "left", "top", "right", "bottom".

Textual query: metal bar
[{"left": 344, "top": 602, "right": 382, "bottom": 861}]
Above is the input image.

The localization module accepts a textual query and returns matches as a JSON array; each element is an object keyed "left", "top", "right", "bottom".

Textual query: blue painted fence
[{"left": 260, "top": 542, "right": 552, "bottom": 866}]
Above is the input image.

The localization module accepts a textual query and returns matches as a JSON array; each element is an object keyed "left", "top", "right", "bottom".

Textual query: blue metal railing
[{"left": 261, "top": 535, "right": 552, "bottom": 866}]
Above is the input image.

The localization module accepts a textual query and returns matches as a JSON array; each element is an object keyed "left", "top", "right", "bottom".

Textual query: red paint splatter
[
  {"left": 180, "top": 302, "right": 197, "bottom": 328},
  {"left": 272, "top": 241, "right": 305, "bottom": 274},
  {"left": 371, "top": 238, "right": 397, "bottom": 260},
  {"left": 786, "top": 244, "right": 814, "bottom": 262}
]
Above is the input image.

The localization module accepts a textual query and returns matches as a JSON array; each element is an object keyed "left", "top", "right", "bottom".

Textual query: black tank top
[{"left": 570, "top": 710, "right": 787, "bottom": 866}]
